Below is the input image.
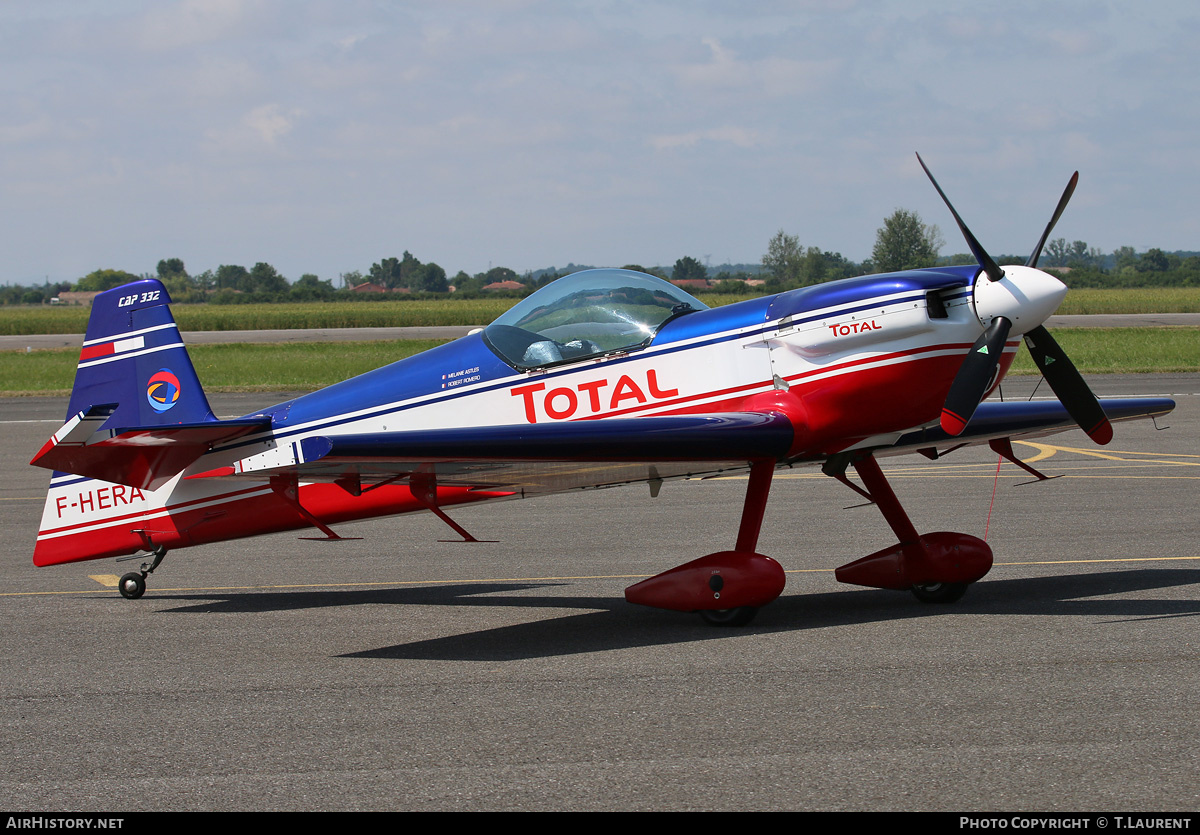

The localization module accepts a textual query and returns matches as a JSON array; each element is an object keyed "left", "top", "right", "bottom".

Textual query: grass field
[
  {"left": 1005, "top": 328, "right": 1200, "bottom": 374},
  {"left": 0, "top": 299, "right": 515, "bottom": 335},
  {"left": 2, "top": 329, "right": 1195, "bottom": 395},
  {"left": 0, "top": 340, "right": 449, "bottom": 395},
  {"left": 3, "top": 286, "right": 1200, "bottom": 336},
  {"left": 1050, "top": 287, "right": 1200, "bottom": 314}
]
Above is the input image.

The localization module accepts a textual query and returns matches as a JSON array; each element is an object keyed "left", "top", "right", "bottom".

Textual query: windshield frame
[{"left": 482, "top": 269, "right": 708, "bottom": 371}]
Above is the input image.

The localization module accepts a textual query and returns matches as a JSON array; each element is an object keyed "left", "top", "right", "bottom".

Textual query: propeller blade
[
  {"left": 1026, "top": 171, "right": 1079, "bottom": 268},
  {"left": 941, "top": 316, "right": 1012, "bottom": 435},
  {"left": 1022, "top": 325, "right": 1113, "bottom": 444},
  {"left": 916, "top": 153, "right": 1004, "bottom": 282}
]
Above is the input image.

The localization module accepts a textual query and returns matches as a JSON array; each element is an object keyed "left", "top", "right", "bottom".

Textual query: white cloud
[
  {"left": 244, "top": 103, "right": 299, "bottom": 144},
  {"left": 203, "top": 103, "right": 303, "bottom": 152},
  {"left": 136, "top": 0, "right": 251, "bottom": 51},
  {"left": 2, "top": 0, "right": 1198, "bottom": 281},
  {"left": 672, "top": 36, "right": 839, "bottom": 99},
  {"left": 650, "top": 126, "right": 762, "bottom": 150},
  {"left": 0, "top": 117, "right": 54, "bottom": 145}
]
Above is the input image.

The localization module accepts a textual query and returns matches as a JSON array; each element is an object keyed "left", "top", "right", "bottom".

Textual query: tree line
[
  {"left": 761, "top": 208, "right": 1200, "bottom": 290},
  {"left": 3, "top": 209, "right": 1198, "bottom": 306}
]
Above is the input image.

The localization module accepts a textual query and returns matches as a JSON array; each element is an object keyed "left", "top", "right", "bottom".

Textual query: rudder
[{"left": 67, "top": 279, "right": 214, "bottom": 427}]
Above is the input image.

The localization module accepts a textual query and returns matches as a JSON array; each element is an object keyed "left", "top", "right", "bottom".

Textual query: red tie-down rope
[{"left": 983, "top": 453, "right": 1004, "bottom": 541}]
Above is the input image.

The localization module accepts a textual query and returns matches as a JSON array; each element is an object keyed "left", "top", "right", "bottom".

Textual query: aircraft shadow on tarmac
[{"left": 144, "top": 567, "right": 1200, "bottom": 661}]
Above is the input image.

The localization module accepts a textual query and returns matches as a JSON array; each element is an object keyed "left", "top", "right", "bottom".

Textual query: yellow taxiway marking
[
  {"left": 90, "top": 574, "right": 119, "bottom": 587},
  {"left": 3, "top": 555, "right": 1199, "bottom": 597},
  {"left": 787, "top": 556, "right": 1200, "bottom": 571},
  {"left": 742, "top": 468, "right": 1199, "bottom": 481},
  {"left": 711, "top": 444, "right": 1199, "bottom": 482},
  {"left": 1015, "top": 441, "right": 1200, "bottom": 466},
  {"left": 797, "top": 555, "right": 1200, "bottom": 572},
  {"left": 997, "top": 556, "right": 1200, "bottom": 567},
  {"left": 3, "top": 574, "right": 656, "bottom": 597},
  {"left": 832, "top": 472, "right": 1199, "bottom": 480}
]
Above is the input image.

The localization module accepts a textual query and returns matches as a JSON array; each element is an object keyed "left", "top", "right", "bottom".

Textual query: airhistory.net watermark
[{"left": 6, "top": 819, "right": 123, "bottom": 830}]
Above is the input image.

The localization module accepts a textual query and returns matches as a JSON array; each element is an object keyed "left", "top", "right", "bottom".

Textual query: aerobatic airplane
[{"left": 31, "top": 156, "right": 1175, "bottom": 625}]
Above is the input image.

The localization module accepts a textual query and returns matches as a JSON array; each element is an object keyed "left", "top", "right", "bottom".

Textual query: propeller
[
  {"left": 1026, "top": 171, "right": 1078, "bottom": 269},
  {"left": 1022, "top": 325, "right": 1113, "bottom": 444},
  {"left": 940, "top": 315, "right": 1011, "bottom": 435},
  {"left": 917, "top": 153, "right": 1003, "bottom": 283},
  {"left": 915, "top": 153, "right": 1112, "bottom": 445}
]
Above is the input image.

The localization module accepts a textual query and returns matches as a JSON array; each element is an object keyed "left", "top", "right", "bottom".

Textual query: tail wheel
[
  {"left": 118, "top": 572, "right": 146, "bottom": 600},
  {"left": 910, "top": 582, "right": 968, "bottom": 604},
  {"left": 698, "top": 606, "right": 758, "bottom": 627}
]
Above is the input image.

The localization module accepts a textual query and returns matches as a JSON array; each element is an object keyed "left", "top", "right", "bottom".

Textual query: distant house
[
  {"left": 482, "top": 280, "right": 525, "bottom": 291},
  {"left": 56, "top": 291, "right": 101, "bottom": 305}
]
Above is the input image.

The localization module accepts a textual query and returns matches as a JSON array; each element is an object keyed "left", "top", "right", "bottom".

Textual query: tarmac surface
[{"left": 0, "top": 374, "right": 1196, "bottom": 811}]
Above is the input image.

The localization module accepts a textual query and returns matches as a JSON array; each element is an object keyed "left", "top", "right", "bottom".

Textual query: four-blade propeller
[{"left": 916, "top": 153, "right": 1112, "bottom": 445}]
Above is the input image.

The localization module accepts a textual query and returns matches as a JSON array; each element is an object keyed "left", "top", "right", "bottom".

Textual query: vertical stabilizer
[
  {"left": 33, "top": 280, "right": 220, "bottom": 567},
  {"left": 68, "top": 279, "right": 215, "bottom": 427}
]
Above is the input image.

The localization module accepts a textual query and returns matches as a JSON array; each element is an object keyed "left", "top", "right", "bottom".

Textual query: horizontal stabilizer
[{"left": 31, "top": 411, "right": 271, "bottom": 490}]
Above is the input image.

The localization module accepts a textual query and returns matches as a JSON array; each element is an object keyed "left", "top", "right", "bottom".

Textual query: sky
[{"left": 2, "top": 0, "right": 1197, "bottom": 286}]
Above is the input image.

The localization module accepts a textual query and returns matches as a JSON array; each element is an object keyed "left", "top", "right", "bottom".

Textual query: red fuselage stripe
[
  {"left": 581, "top": 340, "right": 993, "bottom": 421},
  {"left": 37, "top": 484, "right": 272, "bottom": 538}
]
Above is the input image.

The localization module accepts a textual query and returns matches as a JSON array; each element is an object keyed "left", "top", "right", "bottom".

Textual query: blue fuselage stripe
[{"left": 213, "top": 288, "right": 954, "bottom": 454}]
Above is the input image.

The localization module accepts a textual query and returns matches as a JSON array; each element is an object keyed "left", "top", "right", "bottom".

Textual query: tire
[
  {"left": 698, "top": 606, "right": 758, "bottom": 627},
  {"left": 118, "top": 572, "right": 146, "bottom": 600},
  {"left": 910, "top": 582, "right": 968, "bottom": 604}
]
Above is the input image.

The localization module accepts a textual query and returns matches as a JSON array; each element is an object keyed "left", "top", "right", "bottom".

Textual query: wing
[
  {"left": 873, "top": 396, "right": 1175, "bottom": 460},
  {"left": 193, "top": 411, "right": 796, "bottom": 495},
  {"left": 187, "top": 397, "right": 1173, "bottom": 496}
]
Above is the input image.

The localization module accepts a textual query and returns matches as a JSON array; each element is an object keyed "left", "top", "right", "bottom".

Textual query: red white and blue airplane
[{"left": 30, "top": 157, "right": 1175, "bottom": 625}]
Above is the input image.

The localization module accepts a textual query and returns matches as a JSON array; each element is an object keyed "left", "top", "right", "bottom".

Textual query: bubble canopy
[{"left": 482, "top": 269, "right": 709, "bottom": 370}]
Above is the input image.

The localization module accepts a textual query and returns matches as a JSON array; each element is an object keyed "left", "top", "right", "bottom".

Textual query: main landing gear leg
[
  {"left": 625, "top": 459, "right": 786, "bottom": 627},
  {"left": 408, "top": 471, "right": 494, "bottom": 543},
  {"left": 117, "top": 544, "right": 168, "bottom": 600},
  {"left": 832, "top": 454, "right": 993, "bottom": 603}
]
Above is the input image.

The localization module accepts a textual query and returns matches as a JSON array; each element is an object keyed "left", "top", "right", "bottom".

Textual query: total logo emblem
[{"left": 146, "top": 368, "right": 182, "bottom": 413}]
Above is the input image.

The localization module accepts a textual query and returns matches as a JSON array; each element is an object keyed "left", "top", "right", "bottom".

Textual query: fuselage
[{"left": 35, "top": 265, "right": 1047, "bottom": 567}]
